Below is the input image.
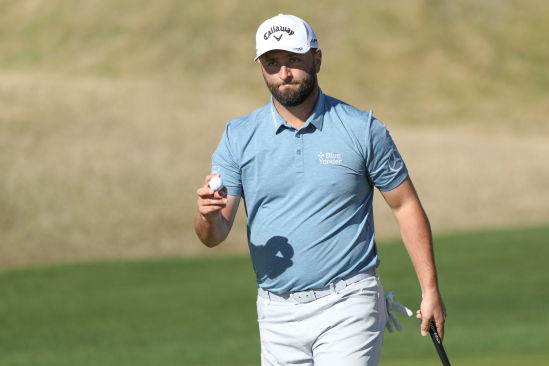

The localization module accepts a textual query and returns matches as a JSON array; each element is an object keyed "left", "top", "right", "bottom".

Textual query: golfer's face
[
  {"left": 258, "top": 50, "right": 321, "bottom": 107},
  {"left": 259, "top": 50, "right": 314, "bottom": 87}
]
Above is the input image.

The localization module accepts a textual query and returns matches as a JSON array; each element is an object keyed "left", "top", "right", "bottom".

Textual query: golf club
[{"left": 429, "top": 321, "right": 451, "bottom": 366}]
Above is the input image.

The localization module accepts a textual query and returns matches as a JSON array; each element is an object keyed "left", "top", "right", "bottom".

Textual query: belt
[{"left": 258, "top": 267, "right": 378, "bottom": 304}]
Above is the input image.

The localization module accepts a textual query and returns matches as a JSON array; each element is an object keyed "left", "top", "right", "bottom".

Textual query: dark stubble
[{"left": 263, "top": 59, "right": 318, "bottom": 107}]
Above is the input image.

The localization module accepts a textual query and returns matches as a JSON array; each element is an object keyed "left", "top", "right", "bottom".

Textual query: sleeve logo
[{"left": 388, "top": 149, "right": 403, "bottom": 172}]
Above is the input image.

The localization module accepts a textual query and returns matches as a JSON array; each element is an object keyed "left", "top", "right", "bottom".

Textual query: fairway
[{"left": 1, "top": 226, "right": 547, "bottom": 366}]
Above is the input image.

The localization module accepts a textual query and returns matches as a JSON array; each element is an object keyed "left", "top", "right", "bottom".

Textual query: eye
[
  {"left": 266, "top": 61, "right": 276, "bottom": 67},
  {"left": 290, "top": 57, "right": 301, "bottom": 63}
]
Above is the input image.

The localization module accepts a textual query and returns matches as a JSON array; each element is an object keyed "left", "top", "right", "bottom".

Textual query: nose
[{"left": 279, "top": 65, "right": 292, "bottom": 82}]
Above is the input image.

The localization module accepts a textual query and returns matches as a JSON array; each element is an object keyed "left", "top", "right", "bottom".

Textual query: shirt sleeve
[
  {"left": 365, "top": 117, "right": 408, "bottom": 191},
  {"left": 211, "top": 122, "right": 242, "bottom": 196}
]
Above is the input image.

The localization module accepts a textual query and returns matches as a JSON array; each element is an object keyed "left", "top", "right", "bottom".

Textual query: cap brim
[{"left": 254, "top": 45, "right": 312, "bottom": 61}]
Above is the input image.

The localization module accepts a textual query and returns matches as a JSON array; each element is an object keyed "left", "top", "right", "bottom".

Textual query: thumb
[{"left": 421, "top": 317, "right": 430, "bottom": 336}]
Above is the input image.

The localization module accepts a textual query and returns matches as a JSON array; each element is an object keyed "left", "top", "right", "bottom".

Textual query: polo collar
[
  {"left": 307, "top": 87, "right": 325, "bottom": 131},
  {"left": 269, "top": 87, "right": 326, "bottom": 134},
  {"left": 269, "top": 99, "right": 286, "bottom": 133}
]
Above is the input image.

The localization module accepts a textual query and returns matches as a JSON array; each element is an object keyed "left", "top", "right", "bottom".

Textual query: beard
[{"left": 263, "top": 61, "right": 318, "bottom": 107}]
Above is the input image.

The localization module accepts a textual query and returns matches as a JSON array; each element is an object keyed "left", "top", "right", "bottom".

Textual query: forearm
[
  {"left": 194, "top": 211, "right": 231, "bottom": 248},
  {"left": 382, "top": 177, "right": 446, "bottom": 336},
  {"left": 393, "top": 199, "right": 439, "bottom": 294}
]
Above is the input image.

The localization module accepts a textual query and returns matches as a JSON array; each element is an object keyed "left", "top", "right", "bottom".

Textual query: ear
[
  {"left": 256, "top": 58, "right": 266, "bottom": 73},
  {"left": 314, "top": 49, "right": 322, "bottom": 73}
]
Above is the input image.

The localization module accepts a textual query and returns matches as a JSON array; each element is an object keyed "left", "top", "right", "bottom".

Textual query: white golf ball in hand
[{"left": 209, "top": 176, "right": 223, "bottom": 191}]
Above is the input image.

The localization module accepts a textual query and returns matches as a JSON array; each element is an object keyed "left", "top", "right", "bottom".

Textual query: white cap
[{"left": 255, "top": 14, "right": 318, "bottom": 61}]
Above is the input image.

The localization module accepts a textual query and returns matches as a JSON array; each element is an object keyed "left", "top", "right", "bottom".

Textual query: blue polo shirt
[{"left": 212, "top": 88, "right": 408, "bottom": 293}]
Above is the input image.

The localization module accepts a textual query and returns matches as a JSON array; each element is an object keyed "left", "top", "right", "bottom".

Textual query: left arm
[{"left": 381, "top": 176, "right": 447, "bottom": 339}]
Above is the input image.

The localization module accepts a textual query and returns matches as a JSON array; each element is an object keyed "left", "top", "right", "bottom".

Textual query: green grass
[
  {"left": 0, "top": 257, "right": 260, "bottom": 366},
  {"left": 378, "top": 226, "right": 549, "bottom": 362},
  {"left": 1, "top": 226, "right": 548, "bottom": 365}
]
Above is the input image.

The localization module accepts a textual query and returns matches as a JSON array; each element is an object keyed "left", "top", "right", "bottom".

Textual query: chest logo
[{"left": 318, "top": 152, "right": 342, "bottom": 165}]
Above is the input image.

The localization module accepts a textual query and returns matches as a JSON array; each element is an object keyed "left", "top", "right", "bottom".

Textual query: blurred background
[{"left": 1, "top": 0, "right": 548, "bottom": 365}]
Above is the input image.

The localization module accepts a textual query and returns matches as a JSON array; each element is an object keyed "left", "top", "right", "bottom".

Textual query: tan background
[{"left": 1, "top": 0, "right": 548, "bottom": 270}]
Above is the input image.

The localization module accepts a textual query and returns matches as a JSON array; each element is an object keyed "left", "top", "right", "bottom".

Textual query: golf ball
[{"left": 209, "top": 176, "right": 223, "bottom": 191}]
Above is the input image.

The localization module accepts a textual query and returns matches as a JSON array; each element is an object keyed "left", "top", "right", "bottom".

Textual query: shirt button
[
  {"left": 296, "top": 134, "right": 301, "bottom": 138},
  {"left": 296, "top": 150, "right": 301, "bottom": 155}
]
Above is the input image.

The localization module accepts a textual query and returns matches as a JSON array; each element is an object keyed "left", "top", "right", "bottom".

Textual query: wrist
[{"left": 421, "top": 287, "right": 440, "bottom": 298}]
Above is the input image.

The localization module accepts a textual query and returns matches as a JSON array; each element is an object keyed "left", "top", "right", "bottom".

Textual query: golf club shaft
[{"left": 429, "top": 321, "right": 451, "bottom": 366}]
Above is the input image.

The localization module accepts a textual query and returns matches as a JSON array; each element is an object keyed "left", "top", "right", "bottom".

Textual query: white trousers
[{"left": 257, "top": 274, "right": 387, "bottom": 365}]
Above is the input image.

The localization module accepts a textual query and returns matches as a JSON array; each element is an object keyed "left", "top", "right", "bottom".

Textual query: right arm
[{"left": 194, "top": 174, "right": 241, "bottom": 248}]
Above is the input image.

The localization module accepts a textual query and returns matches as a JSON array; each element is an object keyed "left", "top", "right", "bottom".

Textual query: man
[{"left": 195, "top": 14, "right": 445, "bottom": 365}]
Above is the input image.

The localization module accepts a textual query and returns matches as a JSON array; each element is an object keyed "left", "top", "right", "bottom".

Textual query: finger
[
  {"left": 198, "top": 204, "right": 227, "bottom": 215},
  {"left": 203, "top": 174, "right": 220, "bottom": 187},
  {"left": 199, "top": 198, "right": 228, "bottom": 206},
  {"left": 198, "top": 186, "right": 227, "bottom": 199},
  {"left": 215, "top": 187, "right": 228, "bottom": 198},
  {"left": 435, "top": 318, "right": 445, "bottom": 341},
  {"left": 421, "top": 316, "right": 430, "bottom": 336},
  {"left": 198, "top": 204, "right": 227, "bottom": 214},
  {"left": 197, "top": 187, "right": 216, "bottom": 198},
  {"left": 416, "top": 310, "right": 422, "bottom": 320}
]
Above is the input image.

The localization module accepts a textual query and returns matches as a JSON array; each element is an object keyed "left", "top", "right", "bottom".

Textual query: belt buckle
[{"left": 291, "top": 290, "right": 317, "bottom": 304}]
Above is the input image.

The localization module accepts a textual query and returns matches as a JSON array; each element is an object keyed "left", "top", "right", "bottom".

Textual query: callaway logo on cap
[{"left": 255, "top": 14, "right": 318, "bottom": 61}]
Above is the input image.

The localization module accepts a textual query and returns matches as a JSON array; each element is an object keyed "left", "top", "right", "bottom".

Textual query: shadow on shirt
[{"left": 249, "top": 236, "right": 294, "bottom": 280}]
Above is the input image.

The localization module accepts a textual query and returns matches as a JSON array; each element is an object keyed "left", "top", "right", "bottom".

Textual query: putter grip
[{"left": 429, "top": 321, "right": 451, "bottom": 366}]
